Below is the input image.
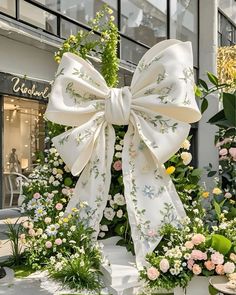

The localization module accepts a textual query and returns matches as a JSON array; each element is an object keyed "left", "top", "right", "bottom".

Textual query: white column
[{"left": 198, "top": 0, "right": 219, "bottom": 189}]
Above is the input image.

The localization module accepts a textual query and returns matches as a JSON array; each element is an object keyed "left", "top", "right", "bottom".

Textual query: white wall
[
  {"left": 198, "top": 0, "right": 219, "bottom": 189},
  {"left": 0, "top": 35, "right": 57, "bottom": 82}
]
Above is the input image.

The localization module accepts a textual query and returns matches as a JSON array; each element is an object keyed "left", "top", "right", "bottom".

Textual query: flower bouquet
[{"left": 140, "top": 214, "right": 236, "bottom": 294}]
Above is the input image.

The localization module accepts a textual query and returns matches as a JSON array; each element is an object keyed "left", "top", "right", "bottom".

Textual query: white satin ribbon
[{"left": 45, "top": 39, "right": 201, "bottom": 267}]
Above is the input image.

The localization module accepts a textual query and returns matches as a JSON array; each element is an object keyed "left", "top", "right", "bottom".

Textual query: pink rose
[
  {"left": 159, "top": 259, "right": 170, "bottom": 273},
  {"left": 223, "top": 262, "right": 235, "bottom": 274},
  {"left": 192, "top": 264, "right": 202, "bottom": 275},
  {"left": 215, "top": 264, "right": 224, "bottom": 275},
  {"left": 113, "top": 160, "right": 122, "bottom": 171},
  {"left": 229, "top": 147, "right": 236, "bottom": 160},
  {"left": 204, "top": 260, "right": 215, "bottom": 271},
  {"left": 147, "top": 267, "right": 160, "bottom": 280},
  {"left": 28, "top": 229, "right": 36, "bottom": 236},
  {"left": 55, "top": 238, "right": 62, "bottom": 246},
  {"left": 211, "top": 252, "right": 224, "bottom": 265},
  {"left": 219, "top": 148, "right": 228, "bottom": 156},
  {"left": 185, "top": 241, "right": 194, "bottom": 249},
  {"left": 55, "top": 203, "right": 63, "bottom": 211},
  {"left": 191, "top": 250, "right": 207, "bottom": 260},
  {"left": 33, "top": 192, "right": 41, "bottom": 199},
  {"left": 187, "top": 259, "right": 195, "bottom": 270},
  {"left": 192, "top": 234, "right": 206, "bottom": 245},
  {"left": 45, "top": 241, "right": 52, "bottom": 249}
]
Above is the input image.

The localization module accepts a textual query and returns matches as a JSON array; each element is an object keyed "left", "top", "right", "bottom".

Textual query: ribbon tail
[
  {"left": 123, "top": 123, "right": 186, "bottom": 269},
  {"left": 66, "top": 123, "right": 115, "bottom": 236}
]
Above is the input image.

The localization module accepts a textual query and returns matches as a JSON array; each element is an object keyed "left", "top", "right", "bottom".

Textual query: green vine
[{"left": 54, "top": 5, "right": 119, "bottom": 87}]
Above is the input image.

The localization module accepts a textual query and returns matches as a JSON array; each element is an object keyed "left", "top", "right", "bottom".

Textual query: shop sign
[{"left": 0, "top": 72, "right": 51, "bottom": 101}]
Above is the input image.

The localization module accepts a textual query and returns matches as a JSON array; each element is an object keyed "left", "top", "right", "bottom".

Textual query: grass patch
[{"left": 12, "top": 265, "right": 35, "bottom": 278}]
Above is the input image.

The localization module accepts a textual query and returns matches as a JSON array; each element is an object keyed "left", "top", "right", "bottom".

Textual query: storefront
[{"left": 0, "top": 72, "right": 51, "bottom": 208}]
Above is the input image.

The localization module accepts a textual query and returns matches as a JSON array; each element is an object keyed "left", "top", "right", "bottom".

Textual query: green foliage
[
  {"left": 55, "top": 5, "right": 119, "bottom": 87},
  {"left": 210, "top": 234, "right": 232, "bottom": 255},
  {"left": 3, "top": 218, "right": 25, "bottom": 266}
]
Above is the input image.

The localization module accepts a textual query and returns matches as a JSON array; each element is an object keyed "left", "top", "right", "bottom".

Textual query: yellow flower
[
  {"left": 55, "top": 56, "right": 61, "bottom": 64},
  {"left": 68, "top": 214, "right": 72, "bottom": 219},
  {"left": 58, "top": 220, "right": 63, "bottom": 225},
  {"left": 63, "top": 218, "right": 69, "bottom": 223},
  {"left": 230, "top": 199, "right": 235, "bottom": 204},
  {"left": 212, "top": 187, "right": 222, "bottom": 195},
  {"left": 166, "top": 166, "right": 175, "bottom": 175},
  {"left": 69, "top": 34, "right": 76, "bottom": 42},
  {"left": 202, "top": 191, "right": 209, "bottom": 198},
  {"left": 71, "top": 207, "right": 79, "bottom": 213},
  {"left": 110, "top": 16, "right": 115, "bottom": 21}
]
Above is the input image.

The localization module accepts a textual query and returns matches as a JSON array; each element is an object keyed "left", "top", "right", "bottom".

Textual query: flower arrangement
[{"left": 140, "top": 212, "right": 236, "bottom": 291}]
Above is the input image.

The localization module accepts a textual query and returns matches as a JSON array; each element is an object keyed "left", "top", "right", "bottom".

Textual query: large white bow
[{"left": 45, "top": 39, "right": 201, "bottom": 267}]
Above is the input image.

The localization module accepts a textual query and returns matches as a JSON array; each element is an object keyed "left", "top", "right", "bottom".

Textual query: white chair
[{"left": 4, "top": 172, "right": 29, "bottom": 207}]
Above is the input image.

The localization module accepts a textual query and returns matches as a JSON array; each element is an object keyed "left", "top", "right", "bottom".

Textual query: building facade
[{"left": 0, "top": 0, "right": 235, "bottom": 208}]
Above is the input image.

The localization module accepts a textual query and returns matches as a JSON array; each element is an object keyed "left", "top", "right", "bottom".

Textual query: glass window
[
  {"left": 170, "top": 0, "right": 199, "bottom": 67},
  {"left": 120, "top": 37, "right": 148, "bottom": 65},
  {"left": 19, "top": 0, "right": 57, "bottom": 35},
  {"left": 121, "top": 0, "right": 167, "bottom": 47},
  {"left": 44, "top": 0, "right": 117, "bottom": 25},
  {"left": 0, "top": 0, "right": 15, "bottom": 17},
  {"left": 3, "top": 96, "right": 46, "bottom": 208}
]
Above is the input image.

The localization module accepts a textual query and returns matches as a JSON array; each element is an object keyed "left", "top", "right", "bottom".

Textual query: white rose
[
  {"left": 181, "top": 139, "right": 191, "bottom": 150},
  {"left": 110, "top": 200, "right": 115, "bottom": 208},
  {"left": 115, "top": 152, "right": 122, "bottom": 158},
  {"left": 49, "top": 176, "right": 55, "bottom": 183},
  {"left": 223, "top": 262, "right": 235, "bottom": 274},
  {"left": 115, "top": 144, "right": 123, "bottom": 151},
  {"left": 114, "top": 193, "right": 126, "bottom": 206},
  {"left": 99, "top": 232, "right": 105, "bottom": 238},
  {"left": 181, "top": 152, "right": 192, "bottom": 165},
  {"left": 117, "top": 209, "right": 123, "bottom": 218},
  {"left": 53, "top": 180, "right": 60, "bottom": 186},
  {"left": 100, "top": 225, "right": 108, "bottom": 232},
  {"left": 104, "top": 207, "right": 116, "bottom": 221},
  {"left": 52, "top": 168, "right": 57, "bottom": 175}
]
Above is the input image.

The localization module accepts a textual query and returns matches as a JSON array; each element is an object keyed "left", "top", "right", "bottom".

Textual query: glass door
[{"left": 2, "top": 96, "right": 46, "bottom": 208}]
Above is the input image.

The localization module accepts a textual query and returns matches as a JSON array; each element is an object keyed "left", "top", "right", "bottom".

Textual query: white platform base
[
  {"left": 100, "top": 237, "right": 141, "bottom": 295},
  {"left": 174, "top": 276, "right": 215, "bottom": 295}
]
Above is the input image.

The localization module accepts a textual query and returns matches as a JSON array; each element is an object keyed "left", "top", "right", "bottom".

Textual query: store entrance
[{"left": 2, "top": 96, "right": 46, "bottom": 208}]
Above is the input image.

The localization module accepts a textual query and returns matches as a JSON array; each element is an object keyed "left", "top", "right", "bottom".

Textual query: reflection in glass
[
  {"left": 170, "top": 0, "right": 198, "bottom": 66},
  {"left": 3, "top": 96, "right": 46, "bottom": 208},
  {"left": 121, "top": 0, "right": 167, "bottom": 47},
  {"left": 0, "top": 0, "right": 15, "bottom": 17},
  {"left": 121, "top": 37, "right": 148, "bottom": 65},
  {"left": 19, "top": 0, "right": 57, "bottom": 35},
  {"left": 45, "top": 0, "right": 117, "bottom": 25}
]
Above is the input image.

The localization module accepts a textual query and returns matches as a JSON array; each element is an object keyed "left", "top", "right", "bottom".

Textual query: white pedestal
[
  {"left": 174, "top": 276, "right": 215, "bottom": 295},
  {"left": 100, "top": 237, "right": 141, "bottom": 295}
]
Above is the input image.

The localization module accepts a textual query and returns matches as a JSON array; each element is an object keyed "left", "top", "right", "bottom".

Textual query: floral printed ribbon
[{"left": 45, "top": 39, "right": 201, "bottom": 267}]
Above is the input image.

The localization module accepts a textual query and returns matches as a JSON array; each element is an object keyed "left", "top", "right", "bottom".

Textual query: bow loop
[{"left": 105, "top": 86, "right": 132, "bottom": 125}]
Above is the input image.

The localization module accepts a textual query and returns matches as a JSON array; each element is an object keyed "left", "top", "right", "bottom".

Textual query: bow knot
[{"left": 105, "top": 86, "right": 131, "bottom": 125}]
